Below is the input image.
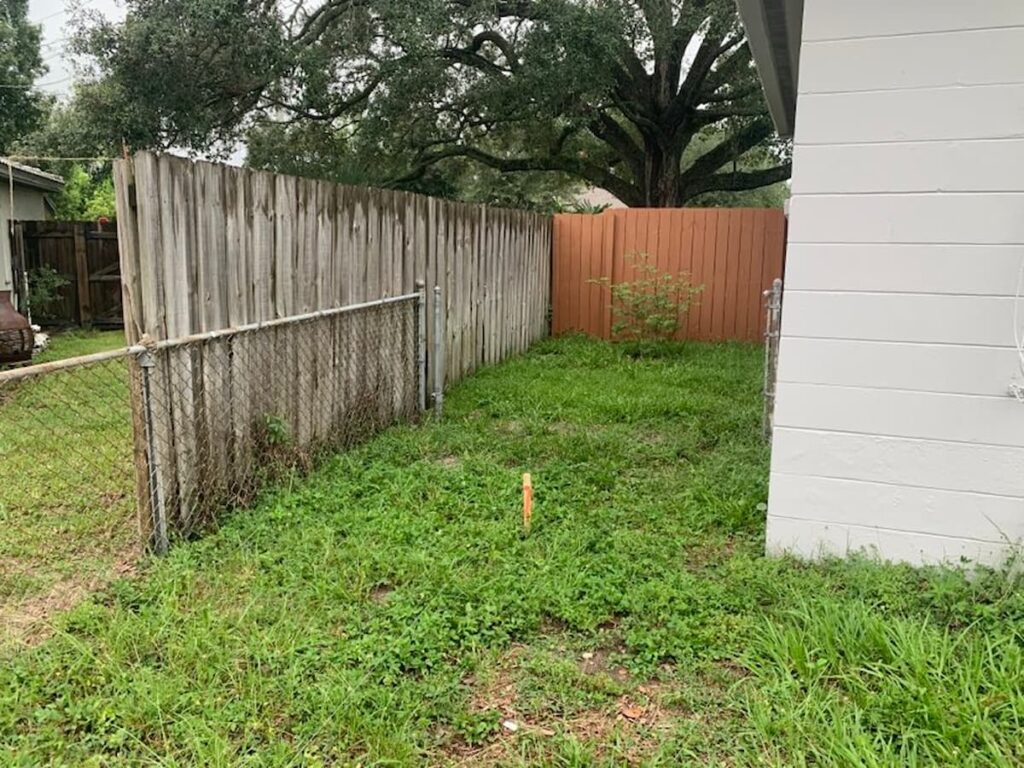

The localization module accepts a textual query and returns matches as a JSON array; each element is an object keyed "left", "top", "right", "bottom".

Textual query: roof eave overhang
[
  {"left": 735, "top": 0, "right": 803, "bottom": 138},
  {"left": 0, "top": 162, "right": 66, "bottom": 193}
]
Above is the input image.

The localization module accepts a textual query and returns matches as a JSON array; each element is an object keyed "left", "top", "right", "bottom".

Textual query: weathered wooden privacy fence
[
  {"left": 12, "top": 221, "right": 123, "bottom": 327},
  {"left": 552, "top": 208, "right": 786, "bottom": 342},
  {"left": 113, "top": 152, "right": 551, "bottom": 545}
]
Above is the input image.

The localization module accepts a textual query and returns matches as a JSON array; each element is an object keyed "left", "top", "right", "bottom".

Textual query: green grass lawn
[
  {"left": 1, "top": 337, "right": 1021, "bottom": 766},
  {"left": 0, "top": 327, "right": 135, "bottom": 641},
  {"left": 33, "top": 328, "right": 127, "bottom": 364}
]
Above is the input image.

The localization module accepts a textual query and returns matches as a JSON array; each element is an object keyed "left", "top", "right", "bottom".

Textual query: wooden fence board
[
  {"left": 114, "top": 152, "right": 552, "bottom": 542},
  {"left": 552, "top": 207, "right": 786, "bottom": 343}
]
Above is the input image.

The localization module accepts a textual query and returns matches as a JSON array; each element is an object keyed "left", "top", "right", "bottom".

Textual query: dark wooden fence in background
[
  {"left": 552, "top": 208, "right": 786, "bottom": 342},
  {"left": 13, "top": 221, "right": 123, "bottom": 328}
]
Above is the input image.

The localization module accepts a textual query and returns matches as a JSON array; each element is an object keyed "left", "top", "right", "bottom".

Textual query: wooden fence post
[
  {"left": 73, "top": 223, "right": 92, "bottom": 326},
  {"left": 11, "top": 222, "right": 27, "bottom": 314}
]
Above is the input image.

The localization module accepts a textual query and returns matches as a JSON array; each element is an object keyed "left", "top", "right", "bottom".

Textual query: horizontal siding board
[
  {"left": 798, "top": 28, "right": 1024, "bottom": 94},
  {"left": 774, "top": 1, "right": 1024, "bottom": 565},
  {"left": 784, "top": 244, "right": 1024, "bottom": 294},
  {"left": 769, "top": 473, "right": 1024, "bottom": 542},
  {"left": 802, "top": 1, "right": 1024, "bottom": 42},
  {"left": 793, "top": 84, "right": 1024, "bottom": 144},
  {"left": 775, "top": 382, "right": 1024, "bottom": 447},
  {"left": 777, "top": 337, "right": 1020, "bottom": 397},
  {"left": 790, "top": 140, "right": 1024, "bottom": 195},
  {"left": 788, "top": 194, "right": 1024, "bottom": 245},
  {"left": 765, "top": 516, "right": 1012, "bottom": 566},
  {"left": 780, "top": 291, "right": 1015, "bottom": 347},
  {"left": 770, "top": 427, "right": 1024, "bottom": 498}
]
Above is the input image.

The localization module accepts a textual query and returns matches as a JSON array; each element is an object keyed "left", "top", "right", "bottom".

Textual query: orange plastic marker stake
[{"left": 522, "top": 473, "right": 533, "bottom": 534}]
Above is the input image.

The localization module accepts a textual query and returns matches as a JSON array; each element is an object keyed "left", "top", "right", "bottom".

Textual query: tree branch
[
  {"left": 264, "top": 73, "right": 383, "bottom": 121},
  {"left": 665, "top": 27, "right": 743, "bottom": 130},
  {"left": 587, "top": 111, "right": 645, "bottom": 179},
  {"left": 393, "top": 144, "right": 643, "bottom": 206},
  {"left": 294, "top": 0, "right": 365, "bottom": 46},
  {"left": 681, "top": 162, "right": 792, "bottom": 200},
  {"left": 678, "top": 119, "right": 775, "bottom": 185},
  {"left": 442, "top": 30, "right": 519, "bottom": 74}
]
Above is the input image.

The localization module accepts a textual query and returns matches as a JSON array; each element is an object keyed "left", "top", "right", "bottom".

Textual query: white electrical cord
[{"left": 1009, "top": 254, "right": 1024, "bottom": 402}]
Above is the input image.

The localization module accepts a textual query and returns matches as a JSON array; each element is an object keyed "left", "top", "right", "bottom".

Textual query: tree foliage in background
[
  {"left": 246, "top": 121, "right": 584, "bottom": 212},
  {"left": 684, "top": 124, "right": 789, "bottom": 207},
  {"left": 61, "top": 0, "right": 789, "bottom": 208},
  {"left": 0, "top": 0, "right": 50, "bottom": 154},
  {"left": 50, "top": 165, "right": 117, "bottom": 220}
]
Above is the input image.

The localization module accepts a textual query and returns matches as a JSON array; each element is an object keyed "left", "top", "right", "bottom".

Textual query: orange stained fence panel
[{"left": 551, "top": 207, "right": 786, "bottom": 343}]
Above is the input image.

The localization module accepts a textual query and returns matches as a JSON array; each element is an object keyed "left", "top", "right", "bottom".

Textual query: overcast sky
[
  {"left": 28, "top": 0, "right": 247, "bottom": 163},
  {"left": 29, "top": 0, "right": 125, "bottom": 96}
]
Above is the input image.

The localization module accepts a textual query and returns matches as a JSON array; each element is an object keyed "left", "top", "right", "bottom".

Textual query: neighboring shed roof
[
  {"left": 735, "top": 0, "right": 804, "bottom": 137},
  {"left": 0, "top": 158, "right": 65, "bottom": 193}
]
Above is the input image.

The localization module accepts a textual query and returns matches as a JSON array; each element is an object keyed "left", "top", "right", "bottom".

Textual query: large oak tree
[
  {"left": 73, "top": 0, "right": 790, "bottom": 207},
  {"left": 0, "top": 0, "right": 50, "bottom": 154}
]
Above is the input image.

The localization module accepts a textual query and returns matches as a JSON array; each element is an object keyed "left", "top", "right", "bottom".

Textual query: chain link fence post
[
  {"left": 416, "top": 280, "right": 427, "bottom": 414},
  {"left": 763, "top": 278, "right": 783, "bottom": 442},
  {"left": 137, "top": 348, "right": 169, "bottom": 555},
  {"left": 432, "top": 285, "right": 444, "bottom": 418}
]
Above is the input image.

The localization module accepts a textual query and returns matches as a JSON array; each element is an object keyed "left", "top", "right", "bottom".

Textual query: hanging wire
[
  {"left": 5, "top": 155, "right": 116, "bottom": 162},
  {"left": 31, "top": 7, "right": 69, "bottom": 23},
  {"left": 0, "top": 76, "right": 74, "bottom": 89}
]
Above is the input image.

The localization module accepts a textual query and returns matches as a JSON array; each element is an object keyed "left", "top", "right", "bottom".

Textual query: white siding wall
[
  {"left": 767, "top": 0, "right": 1024, "bottom": 565},
  {"left": 0, "top": 187, "right": 51, "bottom": 294}
]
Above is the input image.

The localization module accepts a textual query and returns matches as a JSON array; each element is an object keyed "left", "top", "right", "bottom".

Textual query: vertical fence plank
[
  {"left": 723, "top": 209, "right": 742, "bottom": 340},
  {"left": 72, "top": 225, "right": 92, "bottom": 325},
  {"left": 112, "top": 157, "right": 154, "bottom": 545},
  {"left": 734, "top": 209, "right": 754, "bottom": 342},
  {"left": 551, "top": 217, "right": 564, "bottom": 334},
  {"left": 115, "top": 151, "right": 557, "bottom": 546}
]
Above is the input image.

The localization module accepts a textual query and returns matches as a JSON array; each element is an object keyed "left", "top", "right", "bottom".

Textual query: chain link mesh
[
  {"left": 0, "top": 354, "right": 137, "bottom": 608},
  {"left": 1, "top": 296, "right": 422, "bottom": 583},
  {"left": 143, "top": 297, "right": 421, "bottom": 542}
]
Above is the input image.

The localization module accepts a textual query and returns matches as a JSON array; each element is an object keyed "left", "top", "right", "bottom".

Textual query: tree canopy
[
  {"left": 64, "top": 0, "right": 790, "bottom": 207},
  {"left": 0, "top": 0, "right": 50, "bottom": 154}
]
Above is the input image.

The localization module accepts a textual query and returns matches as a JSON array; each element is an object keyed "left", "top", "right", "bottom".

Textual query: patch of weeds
[{"left": 0, "top": 337, "right": 1020, "bottom": 766}]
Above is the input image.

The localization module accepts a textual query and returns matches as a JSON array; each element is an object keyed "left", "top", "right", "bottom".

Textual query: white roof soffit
[{"left": 735, "top": 0, "right": 803, "bottom": 138}]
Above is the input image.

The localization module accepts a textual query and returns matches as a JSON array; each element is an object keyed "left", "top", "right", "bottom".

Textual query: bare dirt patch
[
  {"left": 578, "top": 646, "right": 631, "bottom": 684},
  {"left": 440, "top": 646, "right": 692, "bottom": 766},
  {"left": 369, "top": 584, "right": 394, "bottom": 603},
  {"left": 546, "top": 422, "right": 577, "bottom": 436},
  {"left": 0, "top": 552, "right": 138, "bottom": 648},
  {"left": 494, "top": 420, "right": 524, "bottom": 436}
]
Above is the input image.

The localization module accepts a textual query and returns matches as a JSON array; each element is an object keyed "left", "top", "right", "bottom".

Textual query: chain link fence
[
  {"left": 0, "top": 350, "right": 137, "bottom": 615},
  {"left": 763, "top": 278, "right": 783, "bottom": 441},
  {"left": 1, "top": 292, "right": 427, "bottom": 567},
  {"left": 140, "top": 294, "right": 424, "bottom": 549}
]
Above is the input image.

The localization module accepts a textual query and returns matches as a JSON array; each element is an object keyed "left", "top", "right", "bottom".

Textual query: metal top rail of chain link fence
[{"left": 1, "top": 290, "right": 429, "bottom": 565}]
